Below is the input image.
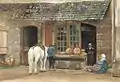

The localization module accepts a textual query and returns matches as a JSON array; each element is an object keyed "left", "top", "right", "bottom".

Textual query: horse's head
[{"left": 44, "top": 46, "right": 49, "bottom": 56}]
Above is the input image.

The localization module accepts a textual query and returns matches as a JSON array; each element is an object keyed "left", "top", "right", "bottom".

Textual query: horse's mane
[{"left": 40, "top": 45, "right": 45, "bottom": 50}]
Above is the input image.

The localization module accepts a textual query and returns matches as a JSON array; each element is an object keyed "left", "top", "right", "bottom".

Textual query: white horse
[{"left": 28, "top": 45, "right": 48, "bottom": 74}]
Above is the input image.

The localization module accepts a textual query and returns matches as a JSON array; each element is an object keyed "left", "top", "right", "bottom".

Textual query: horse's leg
[
  {"left": 43, "top": 57, "right": 47, "bottom": 71},
  {"left": 40, "top": 58, "right": 43, "bottom": 71},
  {"left": 38, "top": 59, "right": 41, "bottom": 72},
  {"left": 28, "top": 58, "right": 34, "bottom": 75},
  {"left": 28, "top": 51, "right": 34, "bottom": 75},
  {"left": 34, "top": 54, "right": 40, "bottom": 74}
]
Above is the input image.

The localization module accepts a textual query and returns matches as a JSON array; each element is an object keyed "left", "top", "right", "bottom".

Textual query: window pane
[
  {"left": 69, "top": 24, "right": 80, "bottom": 47},
  {"left": 55, "top": 23, "right": 67, "bottom": 52},
  {"left": 55, "top": 23, "right": 80, "bottom": 53}
]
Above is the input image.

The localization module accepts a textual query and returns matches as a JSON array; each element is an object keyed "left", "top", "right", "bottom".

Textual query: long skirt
[{"left": 87, "top": 54, "right": 94, "bottom": 66}]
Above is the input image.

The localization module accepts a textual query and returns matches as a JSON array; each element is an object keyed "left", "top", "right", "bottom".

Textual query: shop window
[
  {"left": 69, "top": 24, "right": 80, "bottom": 46},
  {"left": 55, "top": 22, "right": 80, "bottom": 54},
  {"left": 56, "top": 27, "right": 67, "bottom": 52}
]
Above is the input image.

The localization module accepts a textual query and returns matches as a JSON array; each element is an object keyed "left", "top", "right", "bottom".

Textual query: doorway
[
  {"left": 81, "top": 23, "right": 96, "bottom": 65},
  {"left": 20, "top": 26, "right": 38, "bottom": 65},
  {"left": 23, "top": 26, "right": 38, "bottom": 47}
]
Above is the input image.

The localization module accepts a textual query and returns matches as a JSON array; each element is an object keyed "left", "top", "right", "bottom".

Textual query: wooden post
[
  {"left": 111, "top": 0, "right": 119, "bottom": 77},
  {"left": 38, "top": 23, "right": 41, "bottom": 45},
  {"left": 111, "top": 0, "right": 116, "bottom": 64},
  {"left": 66, "top": 21, "right": 70, "bottom": 48}
]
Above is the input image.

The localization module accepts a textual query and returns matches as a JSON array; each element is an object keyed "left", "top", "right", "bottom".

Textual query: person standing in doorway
[
  {"left": 47, "top": 45, "right": 55, "bottom": 69},
  {"left": 86, "top": 43, "right": 94, "bottom": 66}
]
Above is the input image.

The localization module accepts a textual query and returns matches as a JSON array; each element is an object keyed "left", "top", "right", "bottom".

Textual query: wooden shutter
[
  {"left": 45, "top": 23, "right": 53, "bottom": 47},
  {"left": 0, "top": 28, "right": 7, "bottom": 55}
]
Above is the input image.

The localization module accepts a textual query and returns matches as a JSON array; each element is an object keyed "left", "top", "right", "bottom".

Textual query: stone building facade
[{"left": 0, "top": 0, "right": 112, "bottom": 66}]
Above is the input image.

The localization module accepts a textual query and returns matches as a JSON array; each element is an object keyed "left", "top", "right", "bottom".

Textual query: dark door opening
[
  {"left": 20, "top": 26, "right": 38, "bottom": 65},
  {"left": 81, "top": 23, "right": 96, "bottom": 65},
  {"left": 23, "top": 27, "right": 38, "bottom": 47}
]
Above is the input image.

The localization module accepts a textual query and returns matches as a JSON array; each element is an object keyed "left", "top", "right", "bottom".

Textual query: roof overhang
[
  {"left": 0, "top": 0, "right": 110, "bottom": 21},
  {"left": 0, "top": 0, "right": 108, "bottom": 3}
]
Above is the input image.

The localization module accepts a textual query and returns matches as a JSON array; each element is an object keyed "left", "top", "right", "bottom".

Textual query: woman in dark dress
[{"left": 86, "top": 43, "right": 94, "bottom": 66}]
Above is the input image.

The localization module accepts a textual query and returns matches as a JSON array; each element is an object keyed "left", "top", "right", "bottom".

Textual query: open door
[
  {"left": 20, "top": 26, "right": 38, "bottom": 65},
  {"left": 81, "top": 23, "right": 96, "bottom": 65}
]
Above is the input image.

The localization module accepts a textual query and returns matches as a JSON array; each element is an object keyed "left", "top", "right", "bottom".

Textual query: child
[{"left": 73, "top": 44, "right": 81, "bottom": 55}]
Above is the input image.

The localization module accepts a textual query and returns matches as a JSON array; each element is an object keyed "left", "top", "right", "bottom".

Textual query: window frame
[{"left": 54, "top": 21, "right": 81, "bottom": 54}]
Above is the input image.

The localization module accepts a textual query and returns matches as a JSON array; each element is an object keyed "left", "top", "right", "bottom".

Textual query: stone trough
[{"left": 55, "top": 55, "right": 87, "bottom": 70}]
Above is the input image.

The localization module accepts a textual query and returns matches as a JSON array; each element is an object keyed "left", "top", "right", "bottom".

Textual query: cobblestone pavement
[{"left": 0, "top": 66, "right": 120, "bottom": 82}]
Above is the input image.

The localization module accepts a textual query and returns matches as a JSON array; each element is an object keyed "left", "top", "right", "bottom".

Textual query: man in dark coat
[{"left": 47, "top": 45, "right": 55, "bottom": 69}]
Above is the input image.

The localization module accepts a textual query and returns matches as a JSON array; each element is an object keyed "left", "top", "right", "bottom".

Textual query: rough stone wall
[
  {"left": 112, "top": 13, "right": 120, "bottom": 77},
  {"left": 7, "top": 21, "right": 21, "bottom": 65},
  {"left": 55, "top": 60, "right": 85, "bottom": 69},
  {"left": 7, "top": 20, "right": 41, "bottom": 65},
  {"left": 112, "top": 59, "right": 120, "bottom": 77},
  {"left": 111, "top": 26, "right": 120, "bottom": 76},
  {"left": 96, "top": 5, "right": 112, "bottom": 64},
  {"left": 115, "top": 28, "right": 120, "bottom": 60},
  {"left": 0, "top": 10, "right": 42, "bottom": 65}
]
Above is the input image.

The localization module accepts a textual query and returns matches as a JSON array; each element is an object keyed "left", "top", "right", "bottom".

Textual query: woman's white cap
[{"left": 88, "top": 43, "right": 92, "bottom": 46}]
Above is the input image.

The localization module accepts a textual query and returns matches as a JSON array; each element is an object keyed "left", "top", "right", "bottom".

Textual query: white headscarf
[
  {"left": 100, "top": 54, "right": 106, "bottom": 61},
  {"left": 88, "top": 43, "right": 92, "bottom": 46}
]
